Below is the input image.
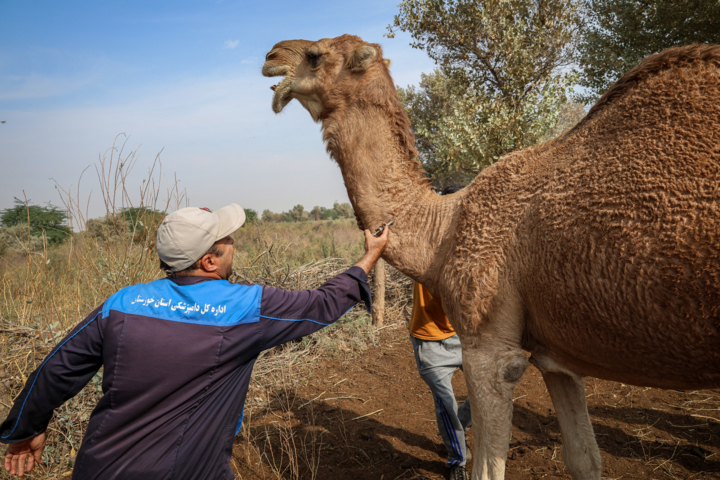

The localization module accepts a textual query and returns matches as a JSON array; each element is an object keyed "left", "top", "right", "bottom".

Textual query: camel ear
[
  {"left": 347, "top": 46, "right": 376, "bottom": 72},
  {"left": 384, "top": 59, "right": 392, "bottom": 68}
]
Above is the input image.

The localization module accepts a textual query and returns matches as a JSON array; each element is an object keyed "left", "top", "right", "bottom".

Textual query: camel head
[{"left": 262, "top": 35, "right": 391, "bottom": 121}]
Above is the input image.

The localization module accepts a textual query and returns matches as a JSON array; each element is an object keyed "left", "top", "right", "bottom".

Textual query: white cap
[{"left": 156, "top": 204, "right": 245, "bottom": 272}]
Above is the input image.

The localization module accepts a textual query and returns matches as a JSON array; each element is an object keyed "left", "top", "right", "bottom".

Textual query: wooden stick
[
  {"left": 352, "top": 409, "right": 383, "bottom": 421},
  {"left": 299, "top": 391, "right": 326, "bottom": 408},
  {"left": 372, "top": 258, "right": 386, "bottom": 327}
]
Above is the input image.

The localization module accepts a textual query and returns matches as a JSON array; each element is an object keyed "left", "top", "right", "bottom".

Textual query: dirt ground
[{"left": 234, "top": 328, "right": 720, "bottom": 480}]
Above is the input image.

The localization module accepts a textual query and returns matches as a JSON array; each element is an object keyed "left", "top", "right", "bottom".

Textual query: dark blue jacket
[{"left": 0, "top": 267, "right": 371, "bottom": 480}]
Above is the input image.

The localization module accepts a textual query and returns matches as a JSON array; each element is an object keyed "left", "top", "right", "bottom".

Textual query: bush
[
  {"left": 0, "top": 224, "right": 47, "bottom": 255},
  {"left": 87, "top": 208, "right": 164, "bottom": 244}
]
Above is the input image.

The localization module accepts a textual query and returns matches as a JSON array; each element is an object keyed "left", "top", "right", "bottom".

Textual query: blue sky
[{"left": 0, "top": 0, "right": 435, "bottom": 219}]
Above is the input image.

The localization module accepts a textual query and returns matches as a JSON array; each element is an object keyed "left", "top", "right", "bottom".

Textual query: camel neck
[{"left": 321, "top": 105, "right": 462, "bottom": 286}]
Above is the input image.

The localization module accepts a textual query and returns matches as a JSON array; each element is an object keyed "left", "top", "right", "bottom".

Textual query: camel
[{"left": 261, "top": 35, "right": 720, "bottom": 479}]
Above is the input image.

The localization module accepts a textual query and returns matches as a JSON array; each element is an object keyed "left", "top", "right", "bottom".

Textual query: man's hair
[
  {"left": 441, "top": 185, "right": 463, "bottom": 195},
  {"left": 160, "top": 244, "right": 224, "bottom": 277}
]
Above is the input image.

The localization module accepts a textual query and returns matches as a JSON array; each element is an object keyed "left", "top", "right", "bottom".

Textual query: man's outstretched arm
[{"left": 259, "top": 226, "right": 389, "bottom": 350}]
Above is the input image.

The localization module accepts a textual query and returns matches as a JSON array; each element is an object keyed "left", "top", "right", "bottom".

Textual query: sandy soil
[{"left": 234, "top": 328, "right": 720, "bottom": 480}]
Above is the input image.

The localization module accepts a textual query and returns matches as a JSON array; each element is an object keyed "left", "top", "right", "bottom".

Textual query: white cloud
[{"left": 223, "top": 40, "right": 240, "bottom": 49}]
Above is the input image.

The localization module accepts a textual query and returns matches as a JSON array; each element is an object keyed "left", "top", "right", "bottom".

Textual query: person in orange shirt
[{"left": 409, "top": 186, "right": 471, "bottom": 480}]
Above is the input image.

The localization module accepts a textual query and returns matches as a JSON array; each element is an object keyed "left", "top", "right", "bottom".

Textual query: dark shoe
[{"left": 449, "top": 465, "right": 469, "bottom": 480}]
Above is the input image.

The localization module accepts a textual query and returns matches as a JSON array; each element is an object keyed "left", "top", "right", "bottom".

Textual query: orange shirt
[{"left": 408, "top": 282, "right": 456, "bottom": 340}]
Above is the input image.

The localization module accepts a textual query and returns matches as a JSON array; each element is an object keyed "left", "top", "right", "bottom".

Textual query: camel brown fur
[{"left": 262, "top": 35, "right": 720, "bottom": 480}]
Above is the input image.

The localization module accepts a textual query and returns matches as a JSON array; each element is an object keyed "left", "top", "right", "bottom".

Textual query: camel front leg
[
  {"left": 541, "top": 370, "right": 602, "bottom": 480},
  {"left": 463, "top": 339, "right": 528, "bottom": 480}
]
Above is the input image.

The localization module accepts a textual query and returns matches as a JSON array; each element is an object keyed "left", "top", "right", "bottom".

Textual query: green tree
[
  {"left": 389, "top": 0, "right": 581, "bottom": 183},
  {"left": 577, "top": 0, "right": 720, "bottom": 102},
  {"left": 0, "top": 198, "right": 71, "bottom": 245},
  {"left": 539, "top": 101, "right": 588, "bottom": 142},
  {"left": 398, "top": 70, "right": 476, "bottom": 189},
  {"left": 243, "top": 208, "right": 258, "bottom": 226},
  {"left": 261, "top": 209, "right": 275, "bottom": 222},
  {"left": 321, "top": 209, "right": 339, "bottom": 220},
  {"left": 332, "top": 202, "right": 354, "bottom": 219},
  {"left": 310, "top": 206, "right": 325, "bottom": 221},
  {"left": 288, "top": 204, "right": 307, "bottom": 222}
]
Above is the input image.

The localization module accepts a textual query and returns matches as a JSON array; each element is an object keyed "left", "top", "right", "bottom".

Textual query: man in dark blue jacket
[{"left": 1, "top": 204, "right": 389, "bottom": 479}]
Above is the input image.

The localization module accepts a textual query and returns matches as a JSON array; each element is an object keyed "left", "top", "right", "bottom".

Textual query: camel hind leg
[{"left": 540, "top": 368, "right": 602, "bottom": 480}]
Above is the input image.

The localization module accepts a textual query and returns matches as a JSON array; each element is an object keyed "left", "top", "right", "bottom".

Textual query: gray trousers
[{"left": 410, "top": 334, "right": 472, "bottom": 467}]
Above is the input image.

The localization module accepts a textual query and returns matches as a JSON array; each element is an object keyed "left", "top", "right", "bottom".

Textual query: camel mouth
[
  {"left": 270, "top": 75, "right": 294, "bottom": 113},
  {"left": 263, "top": 64, "right": 294, "bottom": 113}
]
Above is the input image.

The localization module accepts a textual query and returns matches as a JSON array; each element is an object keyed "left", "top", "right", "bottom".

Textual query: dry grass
[
  {"left": 579, "top": 379, "right": 720, "bottom": 479},
  {"left": 234, "top": 219, "right": 365, "bottom": 272}
]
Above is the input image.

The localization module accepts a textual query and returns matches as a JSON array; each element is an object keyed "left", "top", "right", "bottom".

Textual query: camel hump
[{"left": 573, "top": 44, "right": 720, "bottom": 134}]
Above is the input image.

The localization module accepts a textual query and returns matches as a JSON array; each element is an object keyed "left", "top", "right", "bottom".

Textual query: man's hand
[
  {"left": 4, "top": 432, "right": 46, "bottom": 477},
  {"left": 354, "top": 224, "right": 390, "bottom": 274}
]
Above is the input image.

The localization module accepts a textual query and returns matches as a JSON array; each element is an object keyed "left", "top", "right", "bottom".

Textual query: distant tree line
[
  {"left": 249, "top": 202, "right": 355, "bottom": 224},
  {"left": 0, "top": 199, "right": 171, "bottom": 257},
  {"left": 0, "top": 199, "right": 355, "bottom": 256}
]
